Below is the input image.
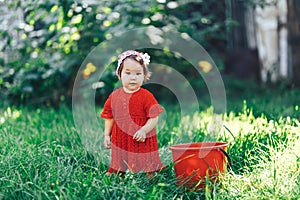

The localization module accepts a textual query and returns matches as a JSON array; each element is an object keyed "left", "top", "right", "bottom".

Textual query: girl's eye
[
  {"left": 136, "top": 73, "right": 142, "bottom": 75},
  {"left": 125, "top": 72, "right": 130, "bottom": 75}
]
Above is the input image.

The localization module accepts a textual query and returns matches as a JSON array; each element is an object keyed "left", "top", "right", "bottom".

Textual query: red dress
[{"left": 101, "top": 87, "right": 165, "bottom": 173}]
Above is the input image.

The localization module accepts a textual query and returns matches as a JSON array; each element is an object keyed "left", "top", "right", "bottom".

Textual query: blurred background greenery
[{"left": 0, "top": 0, "right": 299, "bottom": 108}]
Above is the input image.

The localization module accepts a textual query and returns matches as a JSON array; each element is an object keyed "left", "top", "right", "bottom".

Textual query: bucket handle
[{"left": 218, "top": 148, "right": 232, "bottom": 169}]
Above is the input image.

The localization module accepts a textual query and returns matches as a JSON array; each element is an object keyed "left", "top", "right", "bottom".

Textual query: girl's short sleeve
[
  {"left": 144, "top": 91, "right": 164, "bottom": 118},
  {"left": 100, "top": 94, "right": 113, "bottom": 119}
]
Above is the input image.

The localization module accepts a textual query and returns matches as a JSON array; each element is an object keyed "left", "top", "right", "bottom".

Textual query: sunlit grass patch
[
  {"left": 0, "top": 107, "right": 22, "bottom": 125},
  {"left": 219, "top": 139, "right": 300, "bottom": 199}
]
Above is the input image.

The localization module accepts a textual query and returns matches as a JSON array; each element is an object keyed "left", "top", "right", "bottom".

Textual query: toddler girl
[{"left": 101, "top": 50, "right": 165, "bottom": 174}]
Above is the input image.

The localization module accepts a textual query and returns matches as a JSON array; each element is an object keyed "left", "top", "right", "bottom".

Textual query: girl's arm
[
  {"left": 104, "top": 118, "right": 114, "bottom": 148},
  {"left": 141, "top": 116, "right": 159, "bottom": 133},
  {"left": 104, "top": 118, "right": 114, "bottom": 136},
  {"left": 133, "top": 116, "right": 159, "bottom": 142}
]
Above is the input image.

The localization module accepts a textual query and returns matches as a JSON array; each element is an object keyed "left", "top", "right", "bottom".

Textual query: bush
[{"left": 0, "top": 0, "right": 232, "bottom": 107}]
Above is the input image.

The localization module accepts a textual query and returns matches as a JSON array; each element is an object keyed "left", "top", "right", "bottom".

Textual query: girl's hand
[
  {"left": 133, "top": 129, "right": 146, "bottom": 142},
  {"left": 104, "top": 135, "right": 111, "bottom": 149}
]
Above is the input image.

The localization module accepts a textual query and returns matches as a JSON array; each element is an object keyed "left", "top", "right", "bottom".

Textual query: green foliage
[
  {"left": 0, "top": 0, "right": 231, "bottom": 106},
  {"left": 1, "top": 0, "right": 102, "bottom": 106}
]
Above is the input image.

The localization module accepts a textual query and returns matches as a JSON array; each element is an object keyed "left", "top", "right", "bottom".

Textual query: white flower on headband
[
  {"left": 141, "top": 53, "right": 150, "bottom": 65},
  {"left": 116, "top": 50, "right": 151, "bottom": 74}
]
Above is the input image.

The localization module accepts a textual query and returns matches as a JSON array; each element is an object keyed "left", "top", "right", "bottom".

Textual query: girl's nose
[{"left": 131, "top": 74, "right": 137, "bottom": 79}]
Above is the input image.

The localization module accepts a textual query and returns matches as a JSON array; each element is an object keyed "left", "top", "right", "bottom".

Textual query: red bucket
[{"left": 169, "top": 142, "right": 229, "bottom": 189}]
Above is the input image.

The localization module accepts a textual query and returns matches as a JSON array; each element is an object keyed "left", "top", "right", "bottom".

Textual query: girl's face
[{"left": 119, "top": 58, "right": 145, "bottom": 93}]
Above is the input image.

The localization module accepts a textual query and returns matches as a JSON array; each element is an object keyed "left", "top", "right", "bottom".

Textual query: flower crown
[{"left": 116, "top": 50, "right": 150, "bottom": 74}]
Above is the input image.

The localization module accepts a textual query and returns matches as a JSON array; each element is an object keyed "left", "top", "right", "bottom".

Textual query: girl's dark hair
[{"left": 117, "top": 55, "right": 151, "bottom": 81}]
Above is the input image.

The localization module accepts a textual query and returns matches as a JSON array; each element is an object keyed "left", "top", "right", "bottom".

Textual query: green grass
[{"left": 1, "top": 86, "right": 300, "bottom": 199}]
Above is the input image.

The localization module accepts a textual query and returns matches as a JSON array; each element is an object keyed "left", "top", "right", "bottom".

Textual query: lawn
[{"left": 1, "top": 83, "right": 300, "bottom": 199}]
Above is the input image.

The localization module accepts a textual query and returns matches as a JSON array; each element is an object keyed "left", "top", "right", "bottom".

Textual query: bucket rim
[{"left": 169, "top": 142, "right": 228, "bottom": 151}]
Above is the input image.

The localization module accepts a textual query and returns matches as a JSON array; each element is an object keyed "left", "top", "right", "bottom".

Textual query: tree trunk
[
  {"left": 227, "top": 0, "right": 248, "bottom": 49},
  {"left": 278, "top": 0, "right": 288, "bottom": 79},
  {"left": 245, "top": 4, "right": 257, "bottom": 49},
  {"left": 255, "top": 1, "right": 279, "bottom": 82},
  {"left": 288, "top": 0, "right": 300, "bottom": 87}
]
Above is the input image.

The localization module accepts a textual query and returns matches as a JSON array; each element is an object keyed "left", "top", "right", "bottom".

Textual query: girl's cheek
[{"left": 121, "top": 73, "right": 128, "bottom": 79}]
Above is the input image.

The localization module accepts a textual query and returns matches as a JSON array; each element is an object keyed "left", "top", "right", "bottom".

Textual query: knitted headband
[{"left": 116, "top": 50, "right": 150, "bottom": 75}]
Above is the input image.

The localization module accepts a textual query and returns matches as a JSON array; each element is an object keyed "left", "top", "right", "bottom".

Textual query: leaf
[{"left": 71, "top": 14, "right": 83, "bottom": 24}]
